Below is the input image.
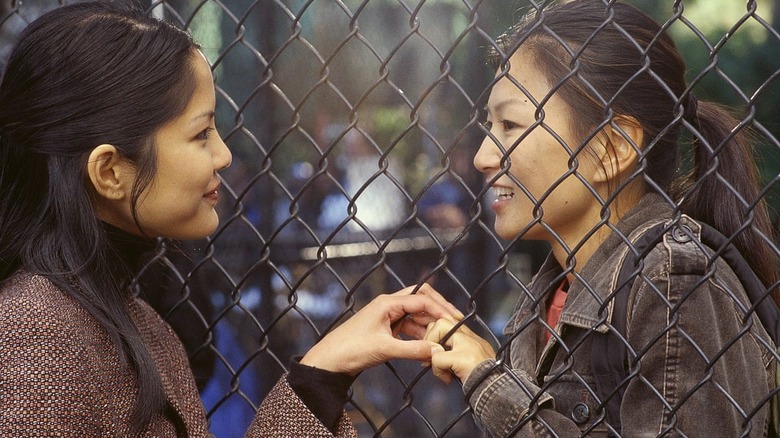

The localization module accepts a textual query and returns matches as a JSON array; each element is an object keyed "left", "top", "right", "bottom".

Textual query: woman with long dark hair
[
  {"left": 0, "top": 2, "right": 461, "bottom": 436},
  {"left": 425, "top": 1, "right": 778, "bottom": 436}
]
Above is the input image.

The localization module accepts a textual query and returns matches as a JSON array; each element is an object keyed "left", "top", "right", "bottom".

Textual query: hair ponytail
[{"left": 673, "top": 101, "right": 779, "bottom": 297}]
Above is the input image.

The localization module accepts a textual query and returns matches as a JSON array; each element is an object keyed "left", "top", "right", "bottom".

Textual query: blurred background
[{"left": 1, "top": 0, "right": 778, "bottom": 436}]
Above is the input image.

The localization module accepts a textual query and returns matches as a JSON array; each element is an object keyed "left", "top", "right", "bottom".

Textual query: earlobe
[
  {"left": 87, "top": 144, "right": 133, "bottom": 201},
  {"left": 592, "top": 116, "right": 643, "bottom": 183}
]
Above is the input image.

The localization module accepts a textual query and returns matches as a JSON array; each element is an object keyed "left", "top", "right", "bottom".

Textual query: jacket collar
[{"left": 528, "top": 193, "right": 675, "bottom": 333}]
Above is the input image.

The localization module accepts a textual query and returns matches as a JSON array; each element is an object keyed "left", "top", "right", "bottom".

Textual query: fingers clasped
[
  {"left": 301, "top": 283, "right": 464, "bottom": 375},
  {"left": 423, "top": 318, "right": 496, "bottom": 384}
]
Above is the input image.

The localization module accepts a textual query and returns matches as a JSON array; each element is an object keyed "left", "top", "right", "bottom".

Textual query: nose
[
  {"left": 473, "top": 132, "right": 502, "bottom": 175},
  {"left": 213, "top": 132, "right": 232, "bottom": 171}
]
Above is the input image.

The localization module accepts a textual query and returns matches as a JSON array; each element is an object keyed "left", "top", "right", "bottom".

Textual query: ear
[
  {"left": 590, "top": 116, "right": 643, "bottom": 183},
  {"left": 86, "top": 144, "right": 134, "bottom": 201}
]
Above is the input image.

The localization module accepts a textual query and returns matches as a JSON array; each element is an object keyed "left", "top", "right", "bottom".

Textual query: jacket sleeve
[
  {"left": 247, "top": 374, "right": 357, "bottom": 438},
  {"left": 462, "top": 359, "right": 581, "bottom": 437}
]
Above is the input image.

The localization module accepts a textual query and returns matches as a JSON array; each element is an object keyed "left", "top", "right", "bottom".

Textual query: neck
[
  {"left": 550, "top": 222, "right": 612, "bottom": 284},
  {"left": 102, "top": 221, "right": 156, "bottom": 277},
  {"left": 550, "top": 189, "right": 645, "bottom": 283}
]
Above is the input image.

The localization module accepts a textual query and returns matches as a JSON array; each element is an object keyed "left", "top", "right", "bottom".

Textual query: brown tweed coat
[{"left": 0, "top": 270, "right": 357, "bottom": 437}]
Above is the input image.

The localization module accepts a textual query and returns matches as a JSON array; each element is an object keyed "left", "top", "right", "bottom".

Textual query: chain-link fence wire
[{"left": 2, "top": 0, "right": 779, "bottom": 436}]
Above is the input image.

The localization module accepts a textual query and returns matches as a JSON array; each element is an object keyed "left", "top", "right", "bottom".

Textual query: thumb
[{"left": 429, "top": 344, "right": 454, "bottom": 384}]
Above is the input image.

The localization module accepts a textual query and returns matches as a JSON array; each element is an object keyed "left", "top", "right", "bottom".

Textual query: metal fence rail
[{"left": 2, "top": 0, "right": 779, "bottom": 436}]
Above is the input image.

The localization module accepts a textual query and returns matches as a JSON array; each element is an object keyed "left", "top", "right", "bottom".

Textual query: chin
[
  {"left": 169, "top": 218, "right": 219, "bottom": 241},
  {"left": 495, "top": 218, "right": 542, "bottom": 241},
  {"left": 191, "top": 224, "right": 219, "bottom": 240},
  {"left": 494, "top": 224, "right": 520, "bottom": 241}
]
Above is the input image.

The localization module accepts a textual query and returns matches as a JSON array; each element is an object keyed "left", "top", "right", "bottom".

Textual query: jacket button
[
  {"left": 671, "top": 225, "right": 692, "bottom": 243},
  {"left": 571, "top": 402, "right": 590, "bottom": 424}
]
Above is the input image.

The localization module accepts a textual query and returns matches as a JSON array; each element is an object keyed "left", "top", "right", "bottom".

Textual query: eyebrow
[
  {"left": 485, "top": 97, "right": 530, "bottom": 115},
  {"left": 189, "top": 110, "right": 215, "bottom": 126}
]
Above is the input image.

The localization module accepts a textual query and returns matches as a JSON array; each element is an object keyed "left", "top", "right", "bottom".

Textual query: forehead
[
  {"left": 488, "top": 51, "right": 552, "bottom": 108},
  {"left": 176, "top": 54, "right": 215, "bottom": 118},
  {"left": 190, "top": 52, "right": 215, "bottom": 96},
  {"left": 154, "top": 53, "right": 215, "bottom": 135}
]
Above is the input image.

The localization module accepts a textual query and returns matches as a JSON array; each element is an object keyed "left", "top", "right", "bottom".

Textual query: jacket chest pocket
[{"left": 543, "top": 373, "right": 613, "bottom": 436}]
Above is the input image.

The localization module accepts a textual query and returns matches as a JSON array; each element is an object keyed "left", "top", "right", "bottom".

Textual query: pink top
[{"left": 545, "top": 280, "right": 568, "bottom": 342}]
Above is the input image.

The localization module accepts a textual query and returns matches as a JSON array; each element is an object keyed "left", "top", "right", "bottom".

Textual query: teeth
[{"left": 493, "top": 186, "right": 514, "bottom": 201}]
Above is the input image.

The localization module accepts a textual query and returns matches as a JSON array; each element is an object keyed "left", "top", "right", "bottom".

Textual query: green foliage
[{"left": 628, "top": 0, "right": 780, "bottom": 218}]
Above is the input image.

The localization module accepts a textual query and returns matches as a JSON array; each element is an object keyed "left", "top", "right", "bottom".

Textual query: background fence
[{"left": 1, "top": 0, "right": 779, "bottom": 436}]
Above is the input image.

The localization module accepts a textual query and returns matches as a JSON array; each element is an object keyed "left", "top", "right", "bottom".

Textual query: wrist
[{"left": 301, "top": 346, "right": 357, "bottom": 376}]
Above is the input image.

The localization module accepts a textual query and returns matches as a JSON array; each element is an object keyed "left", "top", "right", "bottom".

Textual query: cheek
[
  {"left": 506, "top": 146, "right": 545, "bottom": 193},
  {"left": 155, "top": 157, "right": 209, "bottom": 196},
  {"left": 134, "top": 173, "right": 196, "bottom": 217}
]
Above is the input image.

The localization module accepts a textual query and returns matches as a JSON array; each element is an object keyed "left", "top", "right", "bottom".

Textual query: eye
[
  {"left": 196, "top": 127, "right": 214, "bottom": 141},
  {"left": 481, "top": 120, "right": 493, "bottom": 130},
  {"left": 501, "top": 120, "right": 520, "bottom": 131}
]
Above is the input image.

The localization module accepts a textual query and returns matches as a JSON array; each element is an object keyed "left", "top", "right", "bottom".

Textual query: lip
[
  {"left": 203, "top": 182, "right": 221, "bottom": 204},
  {"left": 488, "top": 182, "right": 515, "bottom": 212}
]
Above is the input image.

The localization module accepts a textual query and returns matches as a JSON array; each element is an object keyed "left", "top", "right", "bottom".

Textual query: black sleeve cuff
[{"left": 287, "top": 356, "right": 357, "bottom": 432}]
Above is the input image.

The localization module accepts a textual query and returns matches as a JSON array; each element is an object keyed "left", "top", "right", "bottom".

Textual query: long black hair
[
  {"left": 491, "top": 0, "right": 778, "bottom": 299},
  {"left": 0, "top": 1, "right": 199, "bottom": 430}
]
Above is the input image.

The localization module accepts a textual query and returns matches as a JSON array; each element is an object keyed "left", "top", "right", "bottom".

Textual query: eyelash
[
  {"left": 481, "top": 120, "right": 519, "bottom": 131},
  {"left": 197, "top": 127, "right": 214, "bottom": 141}
]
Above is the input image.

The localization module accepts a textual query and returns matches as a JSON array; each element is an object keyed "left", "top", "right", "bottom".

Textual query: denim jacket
[{"left": 463, "top": 193, "right": 775, "bottom": 437}]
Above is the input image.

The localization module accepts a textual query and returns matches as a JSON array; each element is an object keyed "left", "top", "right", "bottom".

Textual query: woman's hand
[
  {"left": 424, "top": 318, "right": 496, "bottom": 384},
  {"left": 300, "top": 283, "right": 464, "bottom": 376}
]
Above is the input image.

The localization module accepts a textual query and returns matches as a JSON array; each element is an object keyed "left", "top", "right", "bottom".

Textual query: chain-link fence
[{"left": 2, "top": 0, "right": 779, "bottom": 436}]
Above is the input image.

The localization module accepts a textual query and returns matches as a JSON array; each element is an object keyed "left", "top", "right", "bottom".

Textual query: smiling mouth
[{"left": 493, "top": 186, "right": 515, "bottom": 202}]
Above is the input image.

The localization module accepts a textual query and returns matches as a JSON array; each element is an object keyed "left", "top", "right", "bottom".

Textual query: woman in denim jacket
[{"left": 425, "top": 1, "right": 779, "bottom": 436}]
